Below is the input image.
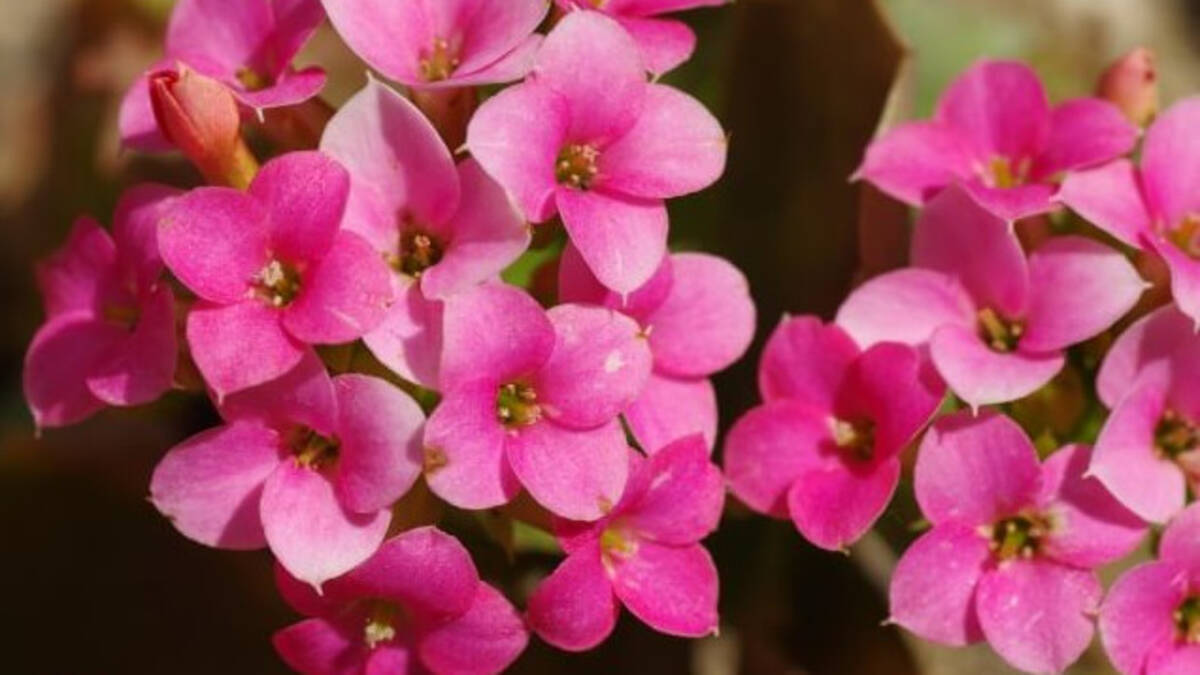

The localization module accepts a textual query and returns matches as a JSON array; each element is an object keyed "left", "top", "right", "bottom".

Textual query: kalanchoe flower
[
  {"left": 1100, "top": 503, "right": 1200, "bottom": 675},
  {"left": 527, "top": 435, "right": 723, "bottom": 650},
  {"left": 1058, "top": 98, "right": 1200, "bottom": 324},
  {"left": 724, "top": 317, "right": 943, "bottom": 550},
  {"left": 468, "top": 11, "right": 727, "bottom": 293},
  {"left": 273, "top": 526, "right": 528, "bottom": 674},
  {"left": 558, "top": 244, "right": 754, "bottom": 451},
  {"left": 1096, "top": 303, "right": 1194, "bottom": 410},
  {"left": 836, "top": 185, "right": 1145, "bottom": 408},
  {"left": 1097, "top": 47, "right": 1159, "bottom": 127},
  {"left": 322, "top": 0, "right": 547, "bottom": 90},
  {"left": 24, "top": 184, "right": 181, "bottom": 429},
  {"left": 556, "top": 0, "right": 727, "bottom": 75},
  {"left": 855, "top": 59, "right": 1137, "bottom": 221},
  {"left": 120, "top": 0, "right": 327, "bottom": 150},
  {"left": 320, "top": 79, "right": 529, "bottom": 388},
  {"left": 890, "top": 411, "right": 1145, "bottom": 674},
  {"left": 150, "top": 352, "right": 426, "bottom": 588},
  {"left": 158, "top": 151, "right": 393, "bottom": 398},
  {"left": 423, "top": 282, "right": 652, "bottom": 520}
]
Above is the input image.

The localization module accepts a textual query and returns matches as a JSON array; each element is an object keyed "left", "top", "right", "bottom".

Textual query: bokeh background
[{"left": 2, "top": 0, "right": 1199, "bottom": 672}]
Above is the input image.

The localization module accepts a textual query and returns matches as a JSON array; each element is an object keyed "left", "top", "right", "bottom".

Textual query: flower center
[
  {"left": 984, "top": 156, "right": 1030, "bottom": 189},
  {"left": 1175, "top": 596, "right": 1200, "bottom": 644},
  {"left": 419, "top": 37, "right": 461, "bottom": 82},
  {"left": 831, "top": 417, "right": 876, "bottom": 461},
  {"left": 556, "top": 144, "right": 600, "bottom": 190},
  {"left": 1156, "top": 409, "right": 1200, "bottom": 459},
  {"left": 1167, "top": 213, "right": 1200, "bottom": 259},
  {"left": 235, "top": 66, "right": 270, "bottom": 91},
  {"left": 496, "top": 382, "right": 541, "bottom": 427},
  {"left": 362, "top": 601, "right": 400, "bottom": 649},
  {"left": 600, "top": 524, "right": 636, "bottom": 561},
  {"left": 253, "top": 259, "right": 302, "bottom": 307},
  {"left": 102, "top": 303, "right": 140, "bottom": 331},
  {"left": 987, "top": 514, "right": 1047, "bottom": 560},
  {"left": 977, "top": 307, "right": 1023, "bottom": 352},
  {"left": 389, "top": 229, "right": 444, "bottom": 278},
  {"left": 286, "top": 426, "right": 340, "bottom": 469}
]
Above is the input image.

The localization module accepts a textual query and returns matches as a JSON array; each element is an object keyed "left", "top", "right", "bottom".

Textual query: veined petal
[
  {"left": 526, "top": 543, "right": 619, "bottom": 651},
  {"left": 888, "top": 523, "right": 989, "bottom": 646},
  {"left": 557, "top": 187, "right": 668, "bottom": 295},
  {"left": 506, "top": 420, "right": 630, "bottom": 521},
  {"left": 624, "top": 373, "right": 717, "bottom": 453},
  {"left": 835, "top": 268, "right": 976, "bottom": 349},
  {"left": 610, "top": 541, "right": 718, "bottom": 638}
]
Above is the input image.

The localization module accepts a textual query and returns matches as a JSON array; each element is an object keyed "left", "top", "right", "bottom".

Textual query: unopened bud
[
  {"left": 1097, "top": 47, "right": 1159, "bottom": 127},
  {"left": 150, "top": 66, "right": 258, "bottom": 188}
]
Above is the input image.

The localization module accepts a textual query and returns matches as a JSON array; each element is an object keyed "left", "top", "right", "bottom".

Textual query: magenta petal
[
  {"left": 338, "top": 527, "right": 478, "bottom": 620},
  {"left": 166, "top": 0, "right": 316, "bottom": 80},
  {"left": 118, "top": 71, "right": 171, "bottom": 151},
  {"left": 621, "top": 435, "right": 723, "bottom": 544},
  {"left": 535, "top": 304, "right": 652, "bottom": 429},
  {"left": 616, "top": 16, "right": 695, "bottom": 75},
  {"left": 86, "top": 285, "right": 178, "bottom": 407},
  {"left": 423, "top": 382, "right": 520, "bottom": 510},
  {"left": 219, "top": 350, "right": 338, "bottom": 435},
  {"left": 35, "top": 217, "right": 117, "bottom": 319},
  {"left": 23, "top": 314, "right": 123, "bottom": 428},
  {"left": 557, "top": 241, "right": 674, "bottom": 321},
  {"left": 437, "top": 34, "right": 543, "bottom": 88},
  {"left": 557, "top": 187, "right": 668, "bottom": 294},
  {"left": 835, "top": 268, "right": 975, "bottom": 349},
  {"left": 929, "top": 323, "right": 1064, "bottom": 408},
  {"left": 273, "top": 617, "right": 364, "bottom": 675},
  {"left": 112, "top": 183, "right": 181, "bottom": 289},
  {"left": 233, "top": 67, "right": 326, "bottom": 109},
  {"left": 333, "top": 375, "right": 425, "bottom": 514},
  {"left": 250, "top": 151, "right": 349, "bottom": 264},
  {"left": 507, "top": 420, "right": 629, "bottom": 520},
  {"left": 598, "top": 84, "right": 725, "bottom": 200},
  {"left": 1097, "top": 304, "right": 1193, "bottom": 408},
  {"left": 959, "top": 181, "right": 1058, "bottom": 222},
  {"left": 187, "top": 299, "right": 305, "bottom": 399},
  {"left": 527, "top": 543, "right": 619, "bottom": 652},
  {"left": 149, "top": 421, "right": 280, "bottom": 549},
  {"left": 158, "top": 187, "right": 269, "bottom": 303},
  {"left": 854, "top": 121, "right": 972, "bottom": 205},
  {"left": 1152, "top": 647, "right": 1200, "bottom": 675},
  {"left": 362, "top": 278, "right": 444, "bottom": 389},
  {"left": 935, "top": 60, "right": 1049, "bottom": 161},
  {"left": 418, "top": 584, "right": 529, "bottom": 675},
  {"left": 757, "top": 315, "right": 858, "bottom": 406},
  {"left": 1056, "top": 159, "right": 1153, "bottom": 248},
  {"left": 723, "top": 400, "right": 831, "bottom": 518},
  {"left": 624, "top": 373, "right": 717, "bottom": 453},
  {"left": 611, "top": 541, "right": 718, "bottom": 638},
  {"left": 451, "top": 0, "right": 549, "bottom": 74},
  {"left": 1100, "top": 562, "right": 1188, "bottom": 675},
  {"left": 283, "top": 231, "right": 393, "bottom": 344},
  {"left": 1032, "top": 98, "right": 1137, "bottom": 178},
  {"left": 915, "top": 410, "right": 1042, "bottom": 527},
  {"left": 788, "top": 458, "right": 900, "bottom": 551},
  {"left": 911, "top": 185, "right": 1029, "bottom": 318},
  {"left": 320, "top": 0, "right": 431, "bottom": 84},
  {"left": 275, "top": 562, "right": 348, "bottom": 617},
  {"left": 261, "top": 461, "right": 390, "bottom": 588},
  {"left": 1154, "top": 239, "right": 1200, "bottom": 327},
  {"left": 1161, "top": 503, "right": 1200, "bottom": 570},
  {"left": 836, "top": 342, "right": 944, "bottom": 461},
  {"left": 439, "top": 282, "right": 555, "bottom": 389},
  {"left": 888, "top": 523, "right": 988, "bottom": 645},
  {"left": 975, "top": 561, "right": 1101, "bottom": 674},
  {"left": 1141, "top": 97, "right": 1200, "bottom": 227}
]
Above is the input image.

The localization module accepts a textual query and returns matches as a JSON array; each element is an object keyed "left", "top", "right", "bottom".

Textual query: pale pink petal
[
  {"left": 624, "top": 373, "right": 717, "bottom": 453},
  {"left": 337, "top": 527, "right": 478, "bottom": 619},
  {"left": 118, "top": 71, "right": 171, "bottom": 151},
  {"left": 1153, "top": 239, "right": 1200, "bottom": 327},
  {"left": 218, "top": 350, "right": 338, "bottom": 435},
  {"left": 757, "top": 315, "right": 858, "bottom": 407},
  {"left": 556, "top": 241, "right": 674, "bottom": 322},
  {"left": 333, "top": 375, "right": 425, "bottom": 514},
  {"left": 611, "top": 541, "right": 718, "bottom": 637},
  {"left": 557, "top": 187, "right": 668, "bottom": 294},
  {"left": 450, "top": 0, "right": 548, "bottom": 77},
  {"left": 418, "top": 584, "right": 529, "bottom": 675},
  {"left": 853, "top": 121, "right": 972, "bottom": 205},
  {"left": 149, "top": 421, "right": 281, "bottom": 549},
  {"left": 261, "top": 460, "right": 390, "bottom": 588},
  {"left": 960, "top": 181, "right": 1058, "bottom": 222},
  {"left": 788, "top": 458, "right": 900, "bottom": 551},
  {"left": 112, "top": 183, "right": 181, "bottom": 289},
  {"left": 23, "top": 314, "right": 124, "bottom": 428},
  {"left": 975, "top": 561, "right": 1101, "bottom": 674},
  {"left": 935, "top": 60, "right": 1050, "bottom": 161},
  {"left": 435, "top": 35, "right": 543, "bottom": 88},
  {"left": 835, "top": 342, "right": 944, "bottom": 461},
  {"left": 272, "top": 617, "right": 365, "bottom": 675},
  {"left": 423, "top": 381, "right": 520, "bottom": 510},
  {"left": 1160, "top": 503, "right": 1200, "bottom": 569},
  {"left": 621, "top": 435, "right": 723, "bottom": 544},
  {"left": 158, "top": 187, "right": 269, "bottom": 303},
  {"left": 1056, "top": 159, "right": 1153, "bottom": 248},
  {"left": 320, "top": 0, "right": 432, "bottom": 84},
  {"left": 282, "top": 231, "right": 394, "bottom": 344},
  {"left": 250, "top": 151, "right": 349, "bottom": 264},
  {"left": 723, "top": 400, "right": 832, "bottom": 518},
  {"left": 35, "top": 217, "right": 118, "bottom": 319},
  {"left": 166, "top": 0, "right": 270, "bottom": 77},
  {"left": 233, "top": 67, "right": 326, "bottom": 109},
  {"left": 438, "top": 282, "right": 555, "bottom": 389},
  {"left": 1097, "top": 304, "right": 1193, "bottom": 408},
  {"left": 526, "top": 543, "right": 619, "bottom": 651},
  {"left": 929, "top": 323, "right": 1064, "bottom": 408},
  {"left": 616, "top": 16, "right": 695, "bottom": 75},
  {"left": 1141, "top": 97, "right": 1200, "bottom": 227},
  {"left": 362, "top": 278, "right": 443, "bottom": 389},
  {"left": 506, "top": 420, "right": 630, "bottom": 520},
  {"left": 535, "top": 304, "right": 652, "bottom": 429},
  {"left": 1032, "top": 98, "right": 1137, "bottom": 179},
  {"left": 888, "top": 522, "right": 988, "bottom": 645},
  {"left": 598, "top": 84, "right": 726, "bottom": 200},
  {"left": 187, "top": 299, "right": 305, "bottom": 399},
  {"left": 915, "top": 410, "right": 1042, "bottom": 527},
  {"left": 835, "top": 268, "right": 976, "bottom": 348},
  {"left": 85, "top": 285, "right": 178, "bottom": 406},
  {"left": 1099, "top": 562, "right": 1188, "bottom": 675}
]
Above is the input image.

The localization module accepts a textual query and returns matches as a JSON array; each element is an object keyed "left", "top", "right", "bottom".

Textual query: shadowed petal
[
  {"left": 723, "top": 400, "right": 833, "bottom": 518},
  {"left": 1056, "top": 159, "right": 1152, "bottom": 248},
  {"left": 526, "top": 543, "right": 619, "bottom": 651},
  {"left": 418, "top": 584, "right": 529, "bottom": 675},
  {"left": 507, "top": 420, "right": 629, "bottom": 521},
  {"left": 788, "top": 458, "right": 900, "bottom": 551},
  {"left": 187, "top": 299, "right": 306, "bottom": 399},
  {"left": 1097, "top": 304, "right": 1193, "bottom": 408},
  {"left": 558, "top": 188, "right": 668, "bottom": 295},
  {"left": 854, "top": 121, "right": 972, "bottom": 205},
  {"left": 929, "top": 323, "right": 1064, "bottom": 408},
  {"left": 333, "top": 375, "right": 425, "bottom": 514},
  {"left": 835, "top": 268, "right": 976, "bottom": 349},
  {"left": 362, "top": 278, "right": 443, "bottom": 389},
  {"left": 423, "top": 381, "right": 520, "bottom": 510},
  {"left": 758, "top": 316, "right": 858, "bottom": 407},
  {"left": 24, "top": 314, "right": 124, "bottom": 428},
  {"left": 283, "top": 231, "right": 394, "bottom": 344},
  {"left": 1099, "top": 562, "right": 1188, "bottom": 675}
]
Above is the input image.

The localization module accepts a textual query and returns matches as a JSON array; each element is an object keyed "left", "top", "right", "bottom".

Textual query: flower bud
[{"left": 1096, "top": 47, "right": 1159, "bottom": 127}]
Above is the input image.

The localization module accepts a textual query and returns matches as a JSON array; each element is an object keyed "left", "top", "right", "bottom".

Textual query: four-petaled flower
[{"left": 556, "top": 0, "right": 728, "bottom": 75}]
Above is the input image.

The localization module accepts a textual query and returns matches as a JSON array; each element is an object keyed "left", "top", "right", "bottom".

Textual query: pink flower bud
[
  {"left": 150, "top": 66, "right": 256, "bottom": 188},
  {"left": 1097, "top": 47, "right": 1159, "bottom": 126}
]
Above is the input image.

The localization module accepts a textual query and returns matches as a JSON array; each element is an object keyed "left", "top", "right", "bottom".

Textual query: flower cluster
[{"left": 26, "top": 0, "right": 748, "bottom": 672}]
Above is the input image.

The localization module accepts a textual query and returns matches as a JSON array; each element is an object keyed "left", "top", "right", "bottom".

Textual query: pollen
[
  {"left": 254, "top": 259, "right": 302, "bottom": 307},
  {"left": 556, "top": 144, "right": 600, "bottom": 189},
  {"left": 497, "top": 382, "right": 542, "bottom": 427},
  {"left": 419, "top": 37, "right": 461, "bottom": 82}
]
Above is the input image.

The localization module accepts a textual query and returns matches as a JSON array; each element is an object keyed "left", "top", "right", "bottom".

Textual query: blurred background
[{"left": 2, "top": 0, "right": 1199, "bottom": 672}]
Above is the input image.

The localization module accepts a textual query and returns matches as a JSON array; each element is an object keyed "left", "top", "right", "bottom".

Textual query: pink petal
[
  {"left": 915, "top": 410, "right": 1042, "bottom": 527},
  {"left": 333, "top": 375, "right": 425, "bottom": 514},
  {"left": 1160, "top": 502, "right": 1200, "bottom": 570},
  {"left": 911, "top": 184, "right": 1029, "bottom": 318},
  {"left": 438, "top": 282, "right": 555, "bottom": 389},
  {"left": 272, "top": 617, "right": 365, "bottom": 675},
  {"left": 757, "top": 315, "right": 859, "bottom": 407},
  {"left": 448, "top": 0, "right": 549, "bottom": 77},
  {"left": 423, "top": 381, "right": 520, "bottom": 510},
  {"left": 723, "top": 400, "right": 832, "bottom": 518},
  {"left": 275, "top": 561, "right": 348, "bottom": 617},
  {"left": 1099, "top": 562, "right": 1188, "bottom": 675},
  {"left": 601, "top": 0, "right": 727, "bottom": 12},
  {"left": 260, "top": 460, "right": 390, "bottom": 588},
  {"left": 935, "top": 60, "right": 1050, "bottom": 162},
  {"left": 35, "top": 217, "right": 117, "bottom": 319},
  {"left": 1032, "top": 98, "right": 1137, "bottom": 179},
  {"left": 364, "top": 646, "right": 413, "bottom": 675},
  {"left": 418, "top": 584, "right": 529, "bottom": 675},
  {"left": 112, "top": 183, "right": 181, "bottom": 289},
  {"left": 975, "top": 561, "right": 1101, "bottom": 674},
  {"left": 788, "top": 457, "right": 900, "bottom": 551},
  {"left": 624, "top": 372, "right": 717, "bottom": 453},
  {"left": 1141, "top": 97, "right": 1200, "bottom": 227},
  {"left": 610, "top": 541, "right": 718, "bottom": 638},
  {"left": 337, "top": 526, "right": 478, "bottom": 620},
  {"left": 186, "top": 299, "right": 306, "bottom": 399},
  {"left": 556, "top": 241, "right": 674, "bottom": 322},
  {"left": 598, "top": 84, "right": 726, "bottom": 200},
  {"left": 85, "top": 285, "right": 178, "bottom": 407},
  {"left": 620, "top": 435, "right": 723, "bottom": 544},
  {"left": 362, "top": 278, "right": 443, "bottom": 389},
  {"left": 118, "top": 71, "right": 171, "bottom": 151},
  {"left": 616, "top": 16, "right": 695, "bottom": 75},
  {"left": 218, "top": 350, "right": 338, "bottom": 435},
  {"left": 835, "top": 342, "right": 944, "bottom": 461},
  {"left": 1153, "top": 238, "right": 1200, "bottom": 327},
  {"left": 149, "top": 421, "right": 281, "bottom": 549},
  {"left": 888, "top": 522, "right": 988, "bottom": 645},
  {"left": 557, "top": 187, "right": 668, "bottom": 294},
  {"left": 320, "top": 0, "right": 433, "bottom": 84},
  {"left": 853, "top": 121, "right": 972, "bottom": 205},
  {"left": 282, "top": 231, "right": 394, "bottom": 344},
  {"left": 929, "top": 323, "right": 1065, "bottom": 408},
  {"left": 506, "top": 420, "right": 630, "bottom": 520},
  {"left": 959, "top": 181, "right": 1058, "bottom": 222},
  {"left": 435, "top": 34, "right": 543, "bottom": 88},
  {"left": 535, "top": 304, "right": 652, "bottom": 429},
  {"left": 1097, "top": 304, "right": 1193, "bottom": 408},
  {"left": 1056, "top": 159, "right": 1153, "bottom": 248},
  {"left": 1152, "top": 647, "right": 1200, "bottom": 675},
  {"left": 158, "top": 187, "right": 269, "bottom": 303},
  {"left": 167, "top": 0, "right": 295, "bottom": 79},
  {"left": 250, "top": 151, "right": 349, "bottom": 264},
  {"left": 835, "top": 268, "right": 976, "bottom": 349},
  {"left": 23, "top": 314, "right": 124, "bottom": 428},
  {"left": 526, "top": 543, "right": 619, "bottom": 651},
  {"left": 233, "top": 67, "right": 326, "bottom": 109}
]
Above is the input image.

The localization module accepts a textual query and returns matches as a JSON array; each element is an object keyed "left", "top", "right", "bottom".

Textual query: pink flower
[
  {"left": 855, "top": 59, "right": 1137, "bottom": 221},
  {"left": 24, "top": 184, "right": 181, "bottom": 429},
  {"left": 837, "top": 185, "right": 1144, "bottom": 408},
  {"left": 322, "top": 0, "right": 547, "bottom": 90},
  {"left": 1100, "top": 503, "right": 1200, "bottom": 675},
  {"left": 467, "top": 11, "right": 727, "bottom": 293},
  {"left": 422, "top": 282, "right": 652, "bottom": 521},
  {"left": 150, "top": 352, "right": 426, "bottom": 588},
  {"left": 158, "top": 151, "right": 393, "bottom": 398},
  {"left": 1096, "top": 303, "right": 1194, "bottom": 411},
  {"left": 723, "top": 317, "right": 943, "bottom": 550},
  {"left": 555, "top": 0, "right": 727, "bottom": 75},
  {"left": 527, "top": 436, "right": 723, "bottom": 650},
  {"left": 558, "top": 244, "right": 754, "bottom": 451},
  {"left": 120, "top": 0, "right": 327, "bottom": 150},
  {"left": 320, "top": 79, "right": 529, "bottom": 388},
  {"left": 889, "top": 411, "right": 1145, "bottom": 673},
  {"left": 273, "top": 526, "right": 528, "bottom": 674},
  {"left": 1059, "top": 98, "right": 1200, "bottom": 324}
]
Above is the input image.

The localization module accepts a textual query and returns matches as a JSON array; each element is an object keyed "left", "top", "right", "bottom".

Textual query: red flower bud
[
  {"left": 1096, "top": 47, "right": 1159, "bottom": 127},
  {"left": 149, "top": 66, "right": 257, "bottom": 188}
]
